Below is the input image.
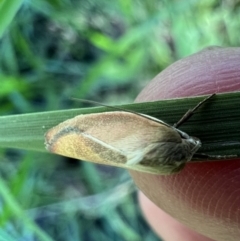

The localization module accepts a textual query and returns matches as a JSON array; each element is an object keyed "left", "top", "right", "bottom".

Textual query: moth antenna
[
  {"left": 70, "top": 98, "right": 166, "bottom": 125},
  {"left": 174, "top": 93, "right": 216, "bottom": 128}
]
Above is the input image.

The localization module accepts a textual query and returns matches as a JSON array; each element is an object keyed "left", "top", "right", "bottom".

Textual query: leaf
[{"left": 0, "top": 92, "right": 239, "bottom": 159}]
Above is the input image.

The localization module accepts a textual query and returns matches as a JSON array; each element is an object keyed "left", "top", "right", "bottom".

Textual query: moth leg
[
  {"left": 174, "top": 94, "right": 215, "bottom": 128},
  {"left": 192, "top": 153, "right": 238, "bottom": 162}
]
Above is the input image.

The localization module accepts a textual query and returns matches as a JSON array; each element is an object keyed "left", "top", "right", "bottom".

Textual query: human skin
[{"left": 130, "top": 47, "right": 240, "bottom": 241}]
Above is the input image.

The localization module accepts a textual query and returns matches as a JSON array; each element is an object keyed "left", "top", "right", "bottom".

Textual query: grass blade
[
  {"left": 0, "top": 0, "right": 24, "bottom": 38},
  {"left": 0, "top": 92, "right": 239, "bottom": 159}
]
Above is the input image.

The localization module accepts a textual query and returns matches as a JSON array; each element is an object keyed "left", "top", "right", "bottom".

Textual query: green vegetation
[{"left": 0, "top": 0, "right": 240, "bottom": 240}]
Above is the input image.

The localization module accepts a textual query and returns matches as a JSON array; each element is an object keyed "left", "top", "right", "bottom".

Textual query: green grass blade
[
  {"left": 0, "top": 0, "right": 24, "bottom": 38},
  {"left": 0, "top": 92, "right": 239, "bottom": 158},
  {"left": 0, "top": 178, "right": 54, "bottom": 241}
]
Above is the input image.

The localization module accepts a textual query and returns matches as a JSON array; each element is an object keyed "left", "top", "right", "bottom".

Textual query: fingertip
[
  {"left": 131, "top": 47, "right": 240, "bottom": 241},
  {"left": 138, "top": 192, "right": 215, "bottom": 241}
]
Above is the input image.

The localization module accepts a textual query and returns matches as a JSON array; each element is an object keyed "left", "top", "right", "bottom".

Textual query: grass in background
[{"left": 0, "top": 0, "right": 240, "bottom": 240}]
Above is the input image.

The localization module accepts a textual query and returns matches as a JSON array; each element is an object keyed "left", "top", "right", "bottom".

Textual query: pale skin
[{"left": 130, "top": 47, "right": 240, "bottom": 241}]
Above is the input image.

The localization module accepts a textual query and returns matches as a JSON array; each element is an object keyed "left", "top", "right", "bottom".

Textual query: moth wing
[
  {"left": 126, "top": 141, "right": 188, "bottom": 174},
  {"left": 45, "top": 111, "right": 182, "bottom": 171},
  {"left": 66, "top": 111, "right": 181, "bottom": 152},
  {"left": 126, "top": 151, "right": 145, "bottom": 165},
  {"left": 45, "top": 129, "right": 127, "bottom": 167}
]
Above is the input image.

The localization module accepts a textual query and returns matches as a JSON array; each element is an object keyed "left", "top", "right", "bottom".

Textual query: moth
[{"left": 45, "top": 94, "right": 214, "bottom": 175}]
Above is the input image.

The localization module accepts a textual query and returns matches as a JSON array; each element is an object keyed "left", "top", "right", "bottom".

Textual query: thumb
[{"left": 130, "top": 47, "right": 240, "bottom": 241}]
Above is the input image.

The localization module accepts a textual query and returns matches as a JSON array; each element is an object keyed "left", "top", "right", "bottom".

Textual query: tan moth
[{"left": 45, "top": 95, "right": 214, "bottom": 175}]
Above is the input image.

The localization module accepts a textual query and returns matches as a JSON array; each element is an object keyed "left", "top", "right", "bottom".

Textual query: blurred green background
[{"left": 0, "top": 0, "right": 240, "bottom": 240}]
